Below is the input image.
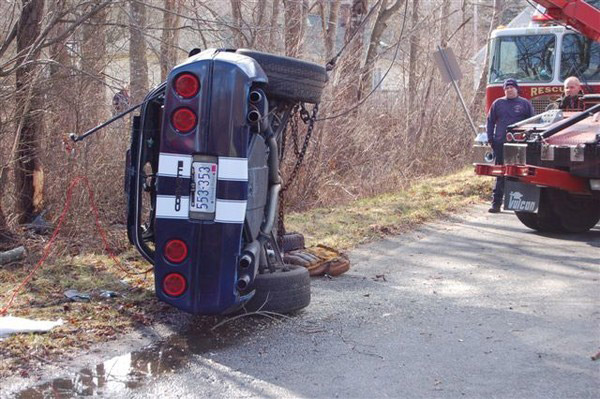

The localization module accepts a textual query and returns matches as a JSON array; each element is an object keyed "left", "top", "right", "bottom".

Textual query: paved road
[{"left": 8, "top": 206, "right": 600, "bottom": 398}]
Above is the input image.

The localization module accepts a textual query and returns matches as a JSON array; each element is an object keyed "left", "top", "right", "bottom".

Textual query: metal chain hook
[{"left": 277, "top": 103, "right": 319, "bottom": 237}]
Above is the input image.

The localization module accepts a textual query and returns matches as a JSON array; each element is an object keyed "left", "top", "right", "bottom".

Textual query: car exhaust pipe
[
  {"left": 266, "top": 131, "right": 280, "bottom": 184},
  {"left": 247, "top": 110, "right": 261, "bottom": 124},
  {"left": 249, "top": 90, "right": 262, "bottom": 104},
  {"left": 240, "top": 240, "right": 260, "bottom": 275},
  {"left": 236, "top": 274, "right": 251, "bottom": 291}
]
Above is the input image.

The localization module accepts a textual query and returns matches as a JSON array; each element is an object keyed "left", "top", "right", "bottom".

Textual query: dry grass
[
  {"left": 286, "top": 168, "right": 492, "bottom": 249},
  {"left": 0, "top": 167, "right": 492, "bottom": 379},
  {"left": 0, "top": 247, "right": 172, "bottom": 378}
]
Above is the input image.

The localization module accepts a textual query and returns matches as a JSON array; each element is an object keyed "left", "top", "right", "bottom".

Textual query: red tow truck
[{"left": 475, "top": 0, "right": 600, "bottom": 233}]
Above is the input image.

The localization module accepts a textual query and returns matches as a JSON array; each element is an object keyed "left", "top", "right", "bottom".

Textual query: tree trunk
[
  {"left": 252, "top": 0, "right": 268, "bottom": 49},
  {"left": 81, "top": 2, "right": 108, "bottom": 129},
  {"left": 129, "top": 0, "right": 148, "bottom": 104},
  {"left": 283, "top": 0, "right": 307, "bottom": 57},
  {"left": 14, "top": 0, "right": 45, "bottom": 224},
  {"left": 160, "top": 0, "right": 182, "bottom": 81},
  {"left": 470, "top": 0, "right": 500, "bottom": 116},
  {"left": 439, "top": 0, "right": 450, "bottom": 47},
  {"left": 230, "top": 0, "right": 245, "bottom": 48},
  {"left": 337, "top": 0, "right": 368, "bottom": 102},
  {"left": 359, "top": 0, "right": 404, "bottom": 99},
  {"left": 0, "top": 202, "right": 10, "bottom": 246},
  {"left": 407, "top": 0, "right": 419, "bottom": 115},
  {"left": 321, "top": 0, "right": 341, "bottom": 62},
  {"left": 268, "top": 0, "right": 281, "bottom": 50}
]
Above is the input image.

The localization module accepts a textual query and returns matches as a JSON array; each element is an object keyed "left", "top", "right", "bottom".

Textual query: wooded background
[{"left": 0, "top": 0, "right": 523, "bottom": 248}]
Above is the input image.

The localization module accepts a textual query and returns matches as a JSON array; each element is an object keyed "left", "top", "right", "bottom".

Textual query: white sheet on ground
[{"left": 0, "top": 316, "right": 63, "bottom": 339}]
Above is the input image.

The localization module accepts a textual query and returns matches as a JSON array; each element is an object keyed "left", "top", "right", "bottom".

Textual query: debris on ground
[
  {"left": 0, "top": 316, "right": 63, "bottom": 339},
  {"left": 284, "top": 244, "right": 350, "bottom": 277},
  {"left": 25, "top": 210, "right": 52, "bottom": 235},
  {"left": 0, "top": 246, "right": 26, "bottom": 266},
  {"left": 591, "top": 351, "right": 600, "bottom": 361},
  {"left": 99, "top": 290, "right": 118, "bottom": 299},
  {"left": 64, "top": 289, "right": 91, "bottom": 302}
]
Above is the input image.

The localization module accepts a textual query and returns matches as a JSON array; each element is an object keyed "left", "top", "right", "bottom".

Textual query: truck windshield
[
  {"left": 488, "top": 34, "right": 556, "bottom": 83},
  {"left": 560, "top": 34, "right": 600, "bottom": 82}
]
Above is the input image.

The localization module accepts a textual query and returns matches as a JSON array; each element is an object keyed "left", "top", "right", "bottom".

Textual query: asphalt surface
[{"left": 6, "top": 205, "right": 600, "bottom": 398}]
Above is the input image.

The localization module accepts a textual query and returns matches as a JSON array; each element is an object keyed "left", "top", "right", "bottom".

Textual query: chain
[
  {"left": 277, "top": 103, "right": 319, "bottom": 237},
  {"left": 282, "top": 103, "right": 318, "bottom": 193}
]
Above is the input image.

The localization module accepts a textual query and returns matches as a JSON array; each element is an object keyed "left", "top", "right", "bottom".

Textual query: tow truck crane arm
[{"left": 533, "top": 0, "right": 600, "bottom": 41}]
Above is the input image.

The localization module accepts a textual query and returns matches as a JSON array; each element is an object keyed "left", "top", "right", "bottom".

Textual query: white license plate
[{"left": 190, "top": 161, "right": 217, "bottom": 215}]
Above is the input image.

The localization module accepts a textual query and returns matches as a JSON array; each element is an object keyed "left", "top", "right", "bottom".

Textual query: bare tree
[
  {"left": 14, "top": 0, "right": 46, "bottom": 224},
  {"left": 251, "top": 0, "right": 269, "bottom": 48},
  {"left": 81, "top": 2, "right": 108, "bottom": 129},
  {"left": 337, "top": 0, "right": 368, "bottom": 101},
  {"left": 268, "top": 0, "right": 281, "bottom": 49},
  {"left": 407, "top": 0, "right": 419, "bottom": 114},
  {"left": 230, "top": 0, "right": 246, "bottom": 48},
  {"left": 160, "top": 0, "right": 182, "bottom": 81},
  {"left": 471, "top": 0, "right": 501, "bottom": 115},
  {"left": 129, "top": 0, "right": 148, "bottom": 104},
  {"left": 283, "top": 0, "right": 308, "bottom": 57},
  {"left": 319, "top": 0, "right": 341, "bottom": 62},
  {"left": 359, "top": 0, "right": 404, "bottom": 99}
]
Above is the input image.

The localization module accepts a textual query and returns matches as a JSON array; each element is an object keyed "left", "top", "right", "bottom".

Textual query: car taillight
[
  {"left": 172, "top": 108, "right": 196, "bottom": 133},
  {"left": 163, "top": 273, "right": 186, "bottom": 297},
  {"left": 164, "top": 239, "right": 188, "bottom": 263},
  {"left": 174, "top": 73, "right": 200, "bottom": 98}
]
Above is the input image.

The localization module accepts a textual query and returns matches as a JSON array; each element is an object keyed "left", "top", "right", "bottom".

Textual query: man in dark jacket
[
  {"left": 486, "top": 78, "right": 535, "bottom": 213},
  {"left": 550, "top": 76, "right": 585, "bottom": 111}
]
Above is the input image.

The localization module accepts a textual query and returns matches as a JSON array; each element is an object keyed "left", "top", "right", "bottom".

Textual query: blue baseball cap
[{"left": 503, "top": 78, "right": 519, "bottom": 89}]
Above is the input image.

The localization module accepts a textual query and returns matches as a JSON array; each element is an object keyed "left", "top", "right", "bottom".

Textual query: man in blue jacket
[{"left": 486, "top": 78, "right": 535, "bottom": 213}]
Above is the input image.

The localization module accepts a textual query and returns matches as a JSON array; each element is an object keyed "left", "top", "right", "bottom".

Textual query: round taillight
[
  {"left": 164, "top": 239, "right": 188, "bottom": 263},
  {"left": 163, "top": 273, "right": 186, "bottom": 297},
  {"left": 174, "top": 73, "right": 199, "bottom": 98},
  {"left": 172, "top": 108, "right": 197, "bottom": 133}
]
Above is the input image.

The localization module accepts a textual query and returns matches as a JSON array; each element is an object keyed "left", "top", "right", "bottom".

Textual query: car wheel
[
  {"left": 236, "top": 49, "right": 328, "bottom": 104},
  {"left": 243, "top": 265, "right": 310, "bottom": 314},
  {"left": 280, "top": 232, "right": 305, "bottom": 252}
]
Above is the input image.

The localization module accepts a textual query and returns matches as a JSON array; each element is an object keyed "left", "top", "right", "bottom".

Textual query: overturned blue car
[{"left": 125, "top": 49, "right": 327, "bottom": 315}]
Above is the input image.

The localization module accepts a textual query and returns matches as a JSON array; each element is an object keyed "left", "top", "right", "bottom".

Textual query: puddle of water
[{"left": 13, "top": 315, "right": 277, "bottom": 398}]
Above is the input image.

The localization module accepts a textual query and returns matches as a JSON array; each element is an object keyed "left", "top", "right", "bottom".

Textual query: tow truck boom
[{"left": 534, "top": 0, "right": 600, "bottom": 41}]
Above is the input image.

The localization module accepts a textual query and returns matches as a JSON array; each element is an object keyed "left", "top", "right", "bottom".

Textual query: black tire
[
  {"left": 236, "top": 49, "right": 327, "bottom": 104},
  {"left": 280, "top": 232, "right": 305, "bottom": 252},
  {"left": 244, "top": 265, "right": 310, "bottom": 314},
  {"left": 514, "top": 188, "right": 565, "bottom": 233},
  {"left": 547, "top": 188, "right": 600, "bottom": 233}
]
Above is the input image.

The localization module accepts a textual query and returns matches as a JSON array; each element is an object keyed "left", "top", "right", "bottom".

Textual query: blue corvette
[{"left": 125, "top": 49, "right": 327, "bottom": 315}]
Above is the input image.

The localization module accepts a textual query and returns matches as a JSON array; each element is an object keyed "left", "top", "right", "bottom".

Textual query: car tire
[
  {"left": 280, "top": 232, "right": 305, "bottom": 252},
  {"left": 547, "top": 188, "right": 600, "bottom": 233},
  {"left": 236, "top": 49, "right": 327, "bottom": 104},
  {"left": 243, "top": 265, "right": 311, "bottom": 314}
]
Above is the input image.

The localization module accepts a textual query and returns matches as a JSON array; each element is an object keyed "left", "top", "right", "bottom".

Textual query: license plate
[
  {"left": 504, "top": 180, "right": 540, "bottom": 213},
  {"left": 190, "top": 161, "right": 217, "bottom": 217}
]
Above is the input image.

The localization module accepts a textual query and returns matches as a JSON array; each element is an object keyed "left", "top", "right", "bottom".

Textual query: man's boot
[{"left": 488, "top": 203, "right": 501, "bottom": 213}]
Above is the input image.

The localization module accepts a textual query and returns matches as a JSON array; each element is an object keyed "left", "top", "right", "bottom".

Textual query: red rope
[{"left": 0, "top": 176, "right": 151, "bottom": 316}]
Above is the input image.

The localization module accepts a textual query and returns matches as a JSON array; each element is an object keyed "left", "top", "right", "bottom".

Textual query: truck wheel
[
  {"left": 236, "top": 49, "right": 327, "bottom": 104},
  {"left": 515, "top": 189, "right": 565, "bottom": 233},
  {"left": 515, "top": 212, "right": 540, "bottom": 230},
  {"left": 280, "top": 232, "right": 305, "bottom": 252},
  {"left": 244, "top": 265, "right": 311, "bottom": 314},
  {"left": 547, "top": 189, "right": 600, "bottom": 233}
]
